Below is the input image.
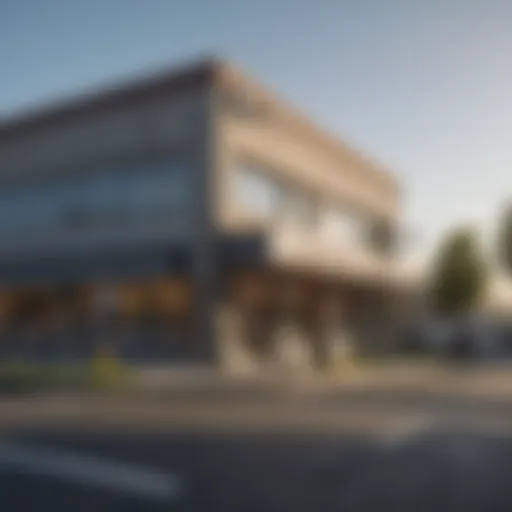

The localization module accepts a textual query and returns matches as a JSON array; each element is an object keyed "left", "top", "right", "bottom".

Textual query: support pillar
[
  {"left": 317, "top": 291, "right": 353, "bottom": 369},
  {"left": 215, "top": 300, "right": 259, "bottom": 375},
  {"left": 191, "top": 89, "right": 218, "bottom": 364},
  {"left": 272, "top": 280, "right": 313, "bottom": 374}
]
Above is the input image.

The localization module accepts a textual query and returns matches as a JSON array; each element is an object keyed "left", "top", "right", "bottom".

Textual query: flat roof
[
  {"left": 0, "top": 57, "right": 397, "bottom": 192},
  {"left": 0, "top": 57, "right": 218, "bottom": 143}
]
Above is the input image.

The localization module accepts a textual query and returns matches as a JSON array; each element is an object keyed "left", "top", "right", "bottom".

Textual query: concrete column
[
  {"left": 351, "top": 286, "right": 397, "bottom": 357},
  {"left": 216, "top": 301, "right": 258, "bottom": 375},
  {"left": 272, "top": 280, "right": 313, "bottom": 374},
  {"left": 191, "top": 89, "right": 218, "bottom": 363},
  {"left": 317, "top": 291, "right": 353, "bottom": 368},
  {"left": 367, "top": 286, "right": 395, "bottom": 355}
]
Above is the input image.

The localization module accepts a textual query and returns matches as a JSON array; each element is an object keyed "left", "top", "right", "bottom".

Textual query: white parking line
[
  {"left": 377, "top": 415, "right": 434, "bottom": 450},
  {"left": 0, "top": 442, "right": 183, "bottom": 501}
]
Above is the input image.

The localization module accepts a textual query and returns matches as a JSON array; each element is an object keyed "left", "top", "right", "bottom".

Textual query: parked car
[{"left": 399, "top": 315, "right": 503, "bottom": 360}]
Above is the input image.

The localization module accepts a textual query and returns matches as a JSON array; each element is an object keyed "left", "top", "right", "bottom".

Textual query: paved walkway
[
  {"left": 1, "top": 360, "right": 512, "bottom": 433},
  {"left": 2, "top": 362, "right": 512, "bottom": 511}
]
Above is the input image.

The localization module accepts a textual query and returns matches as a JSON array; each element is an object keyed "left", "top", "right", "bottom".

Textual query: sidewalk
[
  {"left": 0, "top": 362, "right": 512, "bottom": 435},
  {"left": 1, "top": 360, "right": 512, "bottom": 415},
  {"left": 317, "top": 358, "right": 512, "bottom": 401},
  {"left": 132, "top": 360, "right": 512, "bottom": 403}
]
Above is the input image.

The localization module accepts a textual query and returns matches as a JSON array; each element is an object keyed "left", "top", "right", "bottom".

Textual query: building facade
[{"left": 0, "top": 58, "right": 408, "bottom": 366}]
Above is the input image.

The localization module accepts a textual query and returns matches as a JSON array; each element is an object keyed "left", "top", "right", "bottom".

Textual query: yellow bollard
[{"left": 89, "top": 344, "right": 124, "bottom": 390}]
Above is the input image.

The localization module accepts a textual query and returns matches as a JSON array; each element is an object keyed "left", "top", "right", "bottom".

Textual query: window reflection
[
  {"left": 234, "top": 160, "right": 396, "bottom": 256},
  {"left": 0, "top": 159, "right": 188, "bottom": 238},
  {"left": 322, "top": 207, "right": 365, "bottom": 245},
  {"left": 235, "top": 163, "right": 280, "bottom": 218}
]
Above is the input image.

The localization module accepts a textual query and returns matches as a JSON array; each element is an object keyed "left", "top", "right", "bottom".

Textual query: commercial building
[{"left": 0, "top": 58, "right": 409, "bottom": 365}]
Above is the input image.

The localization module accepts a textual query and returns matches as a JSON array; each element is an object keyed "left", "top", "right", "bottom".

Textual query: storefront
[{"left": 0, "top": 278, "right": 193, "bottom": 362}]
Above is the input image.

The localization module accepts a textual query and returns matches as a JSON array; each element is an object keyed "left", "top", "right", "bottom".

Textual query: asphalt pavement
[
  {"left": 0, "top": 382, "right": 512, "bottom": 511},
  {"left": 3, "top": 425, "right": 512, "bottom": 511}
]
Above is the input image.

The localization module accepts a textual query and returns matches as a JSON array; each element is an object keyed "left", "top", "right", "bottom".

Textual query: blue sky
[{"left": 2, "top": 0, "right": 511, "bottom": 258}]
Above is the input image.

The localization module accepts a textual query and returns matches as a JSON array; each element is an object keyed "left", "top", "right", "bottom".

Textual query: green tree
[
  {"left": 430, "top": 227, "right": 487, "bottom": 317},
  {"left": 498, "top": 202, "right": 512, "bottom": 273}
]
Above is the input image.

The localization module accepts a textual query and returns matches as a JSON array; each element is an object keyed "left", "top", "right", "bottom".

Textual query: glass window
[
  {"left": 140, "top": 168, "right": 172, "bottom": 219},
  {"left": 85, "top": 173, "right": 126, "bottom": 225},
  {"left": 131, "top": 163, "right": 187, "bottom": 221},
  {"left": 0, "top": 197, "right": 16, "bottom": 233},
  {"left": 322, "top": 206, "right": 365, "bottom": 246},
  {"left": 235, "top": 164, "right": 280, "bottom": 218},
  {"left": 0, "top": 158, "right": 188, "bottom": 239},
  {"left": 55, "top": 180, "right": 83, "bottom": 229}
]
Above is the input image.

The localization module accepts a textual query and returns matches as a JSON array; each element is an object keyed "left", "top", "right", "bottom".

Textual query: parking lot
[{"left": 1, "top": 367, "right": 512, "bottom": 511}]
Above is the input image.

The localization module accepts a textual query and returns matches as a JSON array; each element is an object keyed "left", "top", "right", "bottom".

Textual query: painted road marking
[
  {"left": 377, "top": 415, "right": 434, "bottom": 449},
  {"left": 0, "top": 442, "right": 182, "bottom": 500}
]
